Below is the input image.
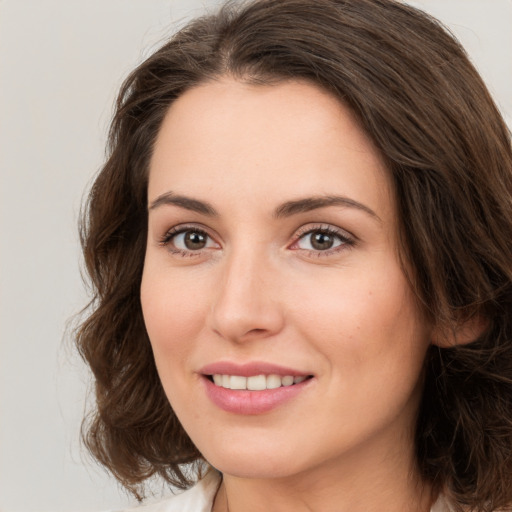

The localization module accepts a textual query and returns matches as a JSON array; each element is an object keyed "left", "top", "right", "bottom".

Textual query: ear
[{"left": 431, "top": 314, "right": 488, "bottom": 348}]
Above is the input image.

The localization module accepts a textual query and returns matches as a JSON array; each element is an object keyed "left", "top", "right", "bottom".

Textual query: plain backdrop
[{"left": 0, "top": 1, "right": 510, "bottom": 511}]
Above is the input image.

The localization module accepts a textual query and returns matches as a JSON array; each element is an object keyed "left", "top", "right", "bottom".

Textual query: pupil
[
  {"left": 185, "top": 231, "right": 206, "bottom": 250},
  {"left": 311, "top": 232, "right": 333, "bottom": 250}
]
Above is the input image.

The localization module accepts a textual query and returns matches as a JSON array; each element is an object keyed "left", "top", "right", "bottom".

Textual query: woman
[{"left": 76, "top": 0, "right": 512, "bottom": 511}]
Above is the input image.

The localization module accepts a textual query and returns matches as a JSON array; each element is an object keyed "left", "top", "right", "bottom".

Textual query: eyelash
[
  {"left": 158, "top": 223, "right": 356, "bottom": 258},
  {"left": 159, "top": 224, "right": 214, "bottom": 257},
  {"left": 291, "top": 225, "right": 355, "bottom": 257}
]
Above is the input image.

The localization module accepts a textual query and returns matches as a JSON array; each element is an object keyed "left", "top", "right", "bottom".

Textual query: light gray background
[{"left": 0, "top": 1, "right": 510, "bottom": 511}]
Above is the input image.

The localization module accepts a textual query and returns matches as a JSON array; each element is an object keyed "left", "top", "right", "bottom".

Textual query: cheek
[
  {"left": 291, "top": 259, "right": 429, "bottom": 373},
  {"left": 140, "top": 267, "right": 208, "bottom": 369}
]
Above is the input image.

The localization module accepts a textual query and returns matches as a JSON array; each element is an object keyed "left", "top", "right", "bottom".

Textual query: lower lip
[{"left": 202, "top": 376, "right": 313, "bottom": 415}]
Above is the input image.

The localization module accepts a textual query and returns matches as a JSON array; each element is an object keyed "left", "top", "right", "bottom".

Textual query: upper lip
[{"left": 199, "top": 361, "right": 312, "bottom": 377}]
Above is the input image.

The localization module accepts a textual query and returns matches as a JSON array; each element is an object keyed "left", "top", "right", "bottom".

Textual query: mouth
[
  {"left": 205, "top": 373, "right": 312, "bottom": 390},
  {"left": 199, "top": 362, "right": 314, "bottom": 414}
]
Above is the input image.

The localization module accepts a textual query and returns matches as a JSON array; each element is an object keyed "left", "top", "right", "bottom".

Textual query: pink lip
[
  {"left": 199, "top": 361, "right": 314, "bottom": 415},
  {"left": 199, "top": 361, "right": 311, "bottom": 377}
]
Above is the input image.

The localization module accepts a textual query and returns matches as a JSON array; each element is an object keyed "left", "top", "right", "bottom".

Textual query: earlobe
[{"left": 431, "top": 315, "right": 488, "bottom": 348}]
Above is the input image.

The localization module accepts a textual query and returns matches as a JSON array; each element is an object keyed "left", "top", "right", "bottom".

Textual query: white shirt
[
  {"left": 117, "top": 471, "right": 452, "bottom": 512},
  {"left": 115, "top": 471, "right": 220, "bottom": 512}
]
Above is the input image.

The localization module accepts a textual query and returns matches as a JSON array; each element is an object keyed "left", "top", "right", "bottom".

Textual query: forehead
[{"left": 148, "top": 78, "right": 394, "bottom": 221}]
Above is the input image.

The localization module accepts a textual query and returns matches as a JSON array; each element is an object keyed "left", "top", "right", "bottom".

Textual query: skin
[{"left": 141, "top": 78, "right": 434, "bottom": 512}]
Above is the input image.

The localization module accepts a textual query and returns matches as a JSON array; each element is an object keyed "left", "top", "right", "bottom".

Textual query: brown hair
[{"left": 76, "top": 0, "right": 512, "bottom": 509}]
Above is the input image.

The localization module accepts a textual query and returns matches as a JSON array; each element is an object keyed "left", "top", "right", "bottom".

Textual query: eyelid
[
  {"left": 288, "top": 223, "right": 356, "bottom": 255},
  {"left": 158, "top": 223, "right": 221, "bottom": 251},
  {"left": 293, "top": 223, "right": 354, "bottom": 240},
  {"left": 157, "top": 222, "right": 355, "bottom": 258}
]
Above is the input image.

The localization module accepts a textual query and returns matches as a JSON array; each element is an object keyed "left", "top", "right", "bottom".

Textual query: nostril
[{"left": 247, "top": 328, "right": 267, "bottom": 335}]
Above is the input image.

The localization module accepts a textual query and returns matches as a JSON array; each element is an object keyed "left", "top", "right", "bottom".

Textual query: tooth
[
  {"left": 247, "top": 374, "right": 267, "bottom": 390},
  {"left": 214, "top": 373, "right": 307, "bottom": 390},
  {"left": 266, "top": 374, "right": 282, "bottom": 389},
  {"left": 230, "top": 375, "right": 247, "bottom": 390},
  {"left": 282, "top": 375, "right": 294, "bottom": 386}
]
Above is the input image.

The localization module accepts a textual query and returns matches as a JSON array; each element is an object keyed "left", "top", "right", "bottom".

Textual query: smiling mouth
[{"left": 206, "top": 374, "right": 313, "bottom": 391}]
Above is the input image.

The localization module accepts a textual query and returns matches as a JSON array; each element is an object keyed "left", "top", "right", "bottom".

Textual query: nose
[{"left": 208, "top": 248, "right": 285, "bottom": 343}]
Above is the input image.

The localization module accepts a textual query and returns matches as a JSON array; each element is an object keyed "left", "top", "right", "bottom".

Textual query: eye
[
  {"left": 173, "top": 230, "right": 211, "bottom": 250},
  {"left": 160, "top": 226, "right": 219, "bottom": 254},
  {"left": 291, "top": 225, "right": 354, "bottom": 254}
]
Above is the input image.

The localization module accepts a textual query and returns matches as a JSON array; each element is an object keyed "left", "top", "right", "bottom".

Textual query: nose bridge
[{"left": 209, "top": 242, "right": 283, "bottom": 342}]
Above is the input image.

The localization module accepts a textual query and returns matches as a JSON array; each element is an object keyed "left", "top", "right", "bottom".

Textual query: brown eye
[
  {"left": 310, "top": 232, "right": 336, "bottom": 250},
  {"left": 183, "top": 231, "right": 208, "bottom": 250},
  {"left": 166, "top": 228, "right": 218, "bottom": 252},
  {"left": 295, "top": 227, "right": 351, "bottom": 253}
]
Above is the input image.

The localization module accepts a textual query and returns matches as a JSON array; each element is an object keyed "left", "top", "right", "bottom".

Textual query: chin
[
  {"left": 210, "top": 457, "right": 301, "bottom": 480},
  {"left": 198, "top": 438, "right": 308, "bottom": 480}
]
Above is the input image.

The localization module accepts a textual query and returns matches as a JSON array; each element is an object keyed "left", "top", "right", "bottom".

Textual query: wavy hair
[{"left": 76, "top": 0, "right": 512, "bottom": 509}]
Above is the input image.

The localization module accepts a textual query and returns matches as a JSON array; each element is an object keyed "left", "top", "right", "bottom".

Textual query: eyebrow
[
  {"left": 149, "top": 192, "right": 218, "bottom": 216},
  {"left": 273, "top": 196, "right": 380, "bottom": 221},
  {"left": 149, "top": 192, "right": 380, "bottom": 221}
]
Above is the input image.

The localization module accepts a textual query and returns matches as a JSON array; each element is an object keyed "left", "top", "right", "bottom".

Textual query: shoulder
[
  {"left": 112, "top": 471, "right": 221, "bottom": 512},
  {"left": 431, "top": 494, "right": 512, "bottom": 512},
  {"left": 431, "top": 494, "right": 458, "bottom": 512}
]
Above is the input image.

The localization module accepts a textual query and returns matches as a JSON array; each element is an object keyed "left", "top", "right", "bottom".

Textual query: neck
[{"left": 212, "top": 435, "right": 433, "bottom": 512}]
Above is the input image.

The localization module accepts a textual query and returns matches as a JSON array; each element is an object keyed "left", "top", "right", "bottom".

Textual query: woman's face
[{"left": 141, "top": 78, "right": 432, "bottom": 480}]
